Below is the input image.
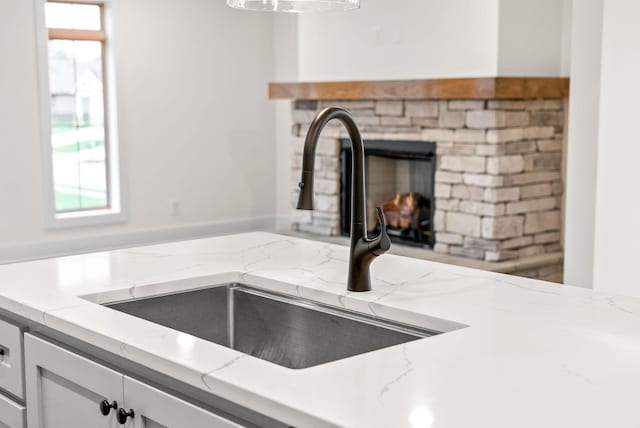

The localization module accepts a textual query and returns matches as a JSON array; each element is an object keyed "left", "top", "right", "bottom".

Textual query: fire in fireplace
[
  {"left": 381, "top": 191, "right": 431, "bottom": 242},
  {"left": 340, "top": 140, "right": 436, "bottom": 247}
]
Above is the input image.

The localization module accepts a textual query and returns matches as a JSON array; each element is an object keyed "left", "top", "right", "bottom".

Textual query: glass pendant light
[{"left": 226, "top": 0, "right": 360, "bottom": 12}]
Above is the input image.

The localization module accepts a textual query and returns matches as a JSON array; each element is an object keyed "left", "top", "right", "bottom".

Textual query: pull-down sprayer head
[{"left": 296, "top": 171, "right": 314, "bottom": 210}]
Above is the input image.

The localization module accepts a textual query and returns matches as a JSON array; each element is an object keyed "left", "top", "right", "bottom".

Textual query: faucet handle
[{"left": 369, "top": 207, "right": 391, "bottom": 256}]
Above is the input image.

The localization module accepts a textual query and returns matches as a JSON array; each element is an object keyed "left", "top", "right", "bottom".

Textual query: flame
[
  {"left": 393, "top": 193, "right": 401, "bottom": 207},
  {"left": 407, "top": 192, "right": 415, "bottom": 207}
]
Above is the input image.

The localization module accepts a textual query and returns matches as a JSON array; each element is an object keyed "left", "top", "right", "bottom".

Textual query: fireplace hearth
[{"left": 340, "top": 139, "right": 436, "bottom": 247}]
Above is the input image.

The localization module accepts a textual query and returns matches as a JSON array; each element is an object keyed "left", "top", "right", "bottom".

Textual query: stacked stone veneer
[{"left": 290, "top": 98, "right": 565, "bottom": 280}]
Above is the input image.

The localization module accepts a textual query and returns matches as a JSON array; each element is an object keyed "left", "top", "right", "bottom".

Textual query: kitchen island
[{"left": 0, "top": 232, "right": 639, "bottom": 427}]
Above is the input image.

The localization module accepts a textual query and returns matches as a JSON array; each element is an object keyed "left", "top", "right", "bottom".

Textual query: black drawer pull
[
  {"left": 117, "top": 408, "right": 135, "bottom": 424},
  {"left": 99, "top": 400, "right": 118, "bottom": 416}
]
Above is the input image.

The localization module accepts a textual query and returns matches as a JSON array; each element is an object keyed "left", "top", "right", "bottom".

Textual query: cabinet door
[
  {"left": 24, "top": 334, "right": 123, "bottom": 428},
  {"left": 0, "top": 393, "right": 25, "bottom": 428},
  {"left": 122, "top": 376, "right": 243, "bottom": 428}
]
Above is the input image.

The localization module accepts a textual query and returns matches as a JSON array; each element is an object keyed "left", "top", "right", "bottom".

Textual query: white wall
[
  {"left": 563, "top": 0, "right": 604, "bottom": 288},
  {"left": 273, "top": 15, "right": 299, "bottom": 227},
  {"left": 560, "top": 0, "right": 573, "bottom": 76},
  {"left": 296, "top": 0, "right": 570, "bottom": 81},
  {"left": 297, "top": 0, "right": 501, "bottom": 81},
  {"left": 0, "top": 0, "right": 45, "bottom": 250},
  {"left": 591, "top": 0, "right": 640, "bottom": 296},
  {"left": 497, "top": 0, "right": 570, "bottom": 76},
  {"left": 564, "top": 0, "right": 640, "bottom": 297},
  {"left": 0, "top": 0, "right": 277, "bottom": 261}
]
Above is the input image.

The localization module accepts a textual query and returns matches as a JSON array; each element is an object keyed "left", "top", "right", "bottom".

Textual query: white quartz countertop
[{"left": 1, "top": 232, "right": 640, "bottom": 427}]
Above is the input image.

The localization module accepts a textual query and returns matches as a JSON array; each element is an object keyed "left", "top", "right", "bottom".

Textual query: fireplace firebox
[{"left": 340, "top": 140, "right": 436, "bottom": 248}]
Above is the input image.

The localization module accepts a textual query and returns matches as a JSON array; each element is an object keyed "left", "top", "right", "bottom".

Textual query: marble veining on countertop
[{"left": 1, "top": 232, "right": 639, "bottom": 427}]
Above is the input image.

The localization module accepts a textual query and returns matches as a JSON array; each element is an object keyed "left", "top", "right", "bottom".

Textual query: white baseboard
[{"left": 0, "top": 216, "right": 276, "bottom": 265}]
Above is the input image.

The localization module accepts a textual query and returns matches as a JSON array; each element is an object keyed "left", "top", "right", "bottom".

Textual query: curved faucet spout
[
  {"left": 296, "top": 107, "right": 390, "bottom": 292},
  {"left": 296, "top": 107, "right": 366, "bottom": 225}
]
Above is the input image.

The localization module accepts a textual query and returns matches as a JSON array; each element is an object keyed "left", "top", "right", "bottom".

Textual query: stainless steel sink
[{"left": 105, "top": 283, "right": 438, "bottom": 369}]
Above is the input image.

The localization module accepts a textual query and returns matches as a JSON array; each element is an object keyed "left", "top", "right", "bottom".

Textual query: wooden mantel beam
[{"left": 269, "top": 77, "right": 570, "bottom": 100}]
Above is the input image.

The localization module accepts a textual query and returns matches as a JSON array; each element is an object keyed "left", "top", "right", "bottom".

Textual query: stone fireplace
[{"left": 273, "top": 78, "right": 567, "bottom": 283}]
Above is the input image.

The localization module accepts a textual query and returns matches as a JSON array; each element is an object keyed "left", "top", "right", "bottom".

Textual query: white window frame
[{"left": 34, "top": 0, "right": 127, "bottom": 229}]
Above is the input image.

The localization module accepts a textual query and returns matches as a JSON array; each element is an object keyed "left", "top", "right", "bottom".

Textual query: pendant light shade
[{"left": 226, "top": 0, "right": 360, "bottom": 12}]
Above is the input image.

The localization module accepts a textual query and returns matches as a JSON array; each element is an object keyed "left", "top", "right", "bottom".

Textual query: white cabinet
[
  {"left": 0, "top": 393, "right": 25, "bottom": 428},
  {"left": 25, "top": 334, "right": 123, "bottom": 428},
  {"left": 24, "top": 334, "right": 242, "bottom": 428}
]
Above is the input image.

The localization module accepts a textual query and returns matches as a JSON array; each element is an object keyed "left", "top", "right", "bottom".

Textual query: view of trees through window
[{"left": 45, "top": 1, "right": 109, "bottom": 212}]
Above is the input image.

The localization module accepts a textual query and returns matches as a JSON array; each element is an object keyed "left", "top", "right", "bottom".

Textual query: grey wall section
[
  {"left": 297, "top": 0, "right": 501, "bottom": 81},
  {"left": 563, "top": 0, "right": 604, "bottom": 288},
  {"left": 272, "top": 14, "right": 299, "bottom": 228},
  {"left": 591, "top": 0, "right": 640, "bottom": 297},
  {"left": 497, "top": 0, "right": 570, "bottom": 76}
]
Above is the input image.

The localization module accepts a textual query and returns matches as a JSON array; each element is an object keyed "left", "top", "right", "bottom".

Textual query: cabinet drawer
[
  {"left": 0, "top": 319, "right": 24, "bottom": 400},
  {"left": 0, "top": 393, "right": 26, "bottom": 428}
]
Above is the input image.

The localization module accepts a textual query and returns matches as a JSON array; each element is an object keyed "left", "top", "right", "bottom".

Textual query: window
[{"left": 37, "top": 0, "right": 125, "bottom": 226}]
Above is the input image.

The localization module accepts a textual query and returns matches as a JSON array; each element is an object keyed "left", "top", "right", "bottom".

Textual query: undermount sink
[
  {"left": 105, "top": 283, "right": 438, "bottom": 369},
  {"left": 105, "top": 283, "right": 439, "bottom": 369}
]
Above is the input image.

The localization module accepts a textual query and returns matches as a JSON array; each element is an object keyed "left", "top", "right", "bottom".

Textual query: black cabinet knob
[
  {"left": 117, "top": 408, "right": 135, "bottom": 424},
  {"left": 99, "top": 400, "right": 117, "bottom": 416}
]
